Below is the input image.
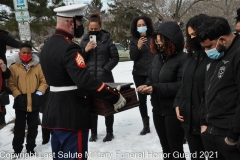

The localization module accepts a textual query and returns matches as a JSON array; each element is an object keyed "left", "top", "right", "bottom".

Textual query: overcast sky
[{"left": 67, "top": 0, "right": 109, "bottom": 10}]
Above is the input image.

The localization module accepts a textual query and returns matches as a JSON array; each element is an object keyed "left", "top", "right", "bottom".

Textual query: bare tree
[
  {"left": 204, "top": 0, "right": 240, "bottom": 27},
  {"left": 169, "top": 0, "right": 206, "bottom": 22}
]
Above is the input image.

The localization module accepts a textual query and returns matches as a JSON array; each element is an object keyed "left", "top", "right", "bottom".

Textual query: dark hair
[
  {"left": 130, "top": 15, "right": 154, "bottom": 38},
  {"left": 185, "top": 14, "right": 209, "bottom": 55},
  {"left": 88, "top": 13, "right": 102, "bottom": 27},
  {"left": 235, "top": 8, "right": 240, "bottom": 24},
  {"left": 150, "top": 35, "right": 176, "bottom": 57},
  {"left": 197, "top": 16, "right": 232, "bottom": 42},
  {"left": 19, "top": 43, "right": 32, "bottom": 50}
]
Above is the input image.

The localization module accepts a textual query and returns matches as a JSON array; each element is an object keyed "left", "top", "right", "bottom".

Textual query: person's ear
[{"left": 219, "top": 36, "right": 226, "bottom": 45}]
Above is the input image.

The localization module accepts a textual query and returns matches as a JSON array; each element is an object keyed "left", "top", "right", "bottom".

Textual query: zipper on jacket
[
  {"left": 205, "top": 61, "right": 221, "bottom": 123},
  {"left": 94, "top": 49, "right": 97, "bottom": 77},
  {"left": 35, "top": 74, "right": 39, "bottom": 87},
  {"left": 206, "top": 62, "right": 221, "bottom": 94},
  {"left": 206, "top": 109, "right": 209, "bottom": 123},
  {"left": 17, "top": 76, "right": 19, "bottom": 89},
  {"left": 209, "top": 126, "right": 213, "bottom": 134}
]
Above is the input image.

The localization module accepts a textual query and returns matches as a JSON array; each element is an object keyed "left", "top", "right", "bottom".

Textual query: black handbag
[{"left": 0, "top": 91, "right": 10, "bottom": 106}]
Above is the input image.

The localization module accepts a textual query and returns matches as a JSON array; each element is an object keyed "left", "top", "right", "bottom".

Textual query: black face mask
[
  {"left": 157, "top": 44, "right": 165, "bottom": 52},
  {"left": 89, "top": 31, "right": 100, "bottom": 35},
  {"left": 189, "top": 37, "right": 202, "bottom": 50},
  {"left": 75, "top": 25, "right": 84, "bottom": 38}
]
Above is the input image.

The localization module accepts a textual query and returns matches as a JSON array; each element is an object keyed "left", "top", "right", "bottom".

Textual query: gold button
[
  {"left": 114, "top": 89, "right": 116, "bottom": 91},
  {"left": 84, "top": 96, "right": 86, "bottom": 99},
  {"left": 107, "top": 87, "right": 109, "bottom": 89}
]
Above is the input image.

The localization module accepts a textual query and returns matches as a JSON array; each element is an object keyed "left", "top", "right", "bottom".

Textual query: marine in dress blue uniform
[{"left": 40, "top": 4, "right": 126, "bottom": 160}]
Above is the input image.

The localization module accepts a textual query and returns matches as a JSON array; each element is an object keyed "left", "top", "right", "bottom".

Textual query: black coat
[
  {"left": 200, "top": 35, "right": 240, "bottom": 140},
  {"left": 80, "top": 30, "right": 118, "bottom": 82},
  {"left": 40, "top": 30, "right": 120, "bottom": 130},
  {"left": 146, "top": 52, "right": 185, "bottom": 116},
  {"left": 174, "top": 50, "right": 209, "bottom": 135},
  {"left": 0, "top": 30, "right": 21, "bottom": 65},
  {"left": 145, "top": 21, "right": 185, "bottom": 116},
  {"left": 1, "top": 68, "right": 11, "bottom": 93},
  {"left": 129, "top": 36, "right": 154, "bottom": 76}
]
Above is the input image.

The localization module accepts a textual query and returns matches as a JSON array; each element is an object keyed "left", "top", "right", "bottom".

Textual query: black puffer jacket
[
  {"left": 129, "top": 36, "right": 154, "bottom": 76},
  {"left": 80, "top": 30, "right": 119, "bottom": 82},
  {"left": 145, "top": 21, "right": 185, "bottom": 116}
]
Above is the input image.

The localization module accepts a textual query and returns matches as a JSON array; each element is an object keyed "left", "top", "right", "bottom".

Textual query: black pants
[
  {"left": 153, "top": 113, "right": 185, "bottom": 160},
  {"left": 42, "top": 127, "right": 51, "bottom": 143},
  {"left": 201, "top": 128, "right": 240, "bottom": 160},
  {"left": 187, "top": 132, "right": 206, "bottom": 160},
  {"left": 13, "top": 109, "right": 39, "bottom": 153},
  {"left": 133, "top": 75, "right": 149, "bottom": 119},
  {"left": 91, "top": 113, "right": 114, "bottom": 134},
  {"left": 0, "top": 105, "right": 6, "bottom": 126}
]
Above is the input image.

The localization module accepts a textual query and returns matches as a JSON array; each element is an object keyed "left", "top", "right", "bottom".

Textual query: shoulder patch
[{"left": 75, "top": 52, "right": 86, "bottom": 68}]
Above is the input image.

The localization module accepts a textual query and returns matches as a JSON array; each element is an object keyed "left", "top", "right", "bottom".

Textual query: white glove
[{"left": 113, "top": 86, "right": 126, "bottom": 112}]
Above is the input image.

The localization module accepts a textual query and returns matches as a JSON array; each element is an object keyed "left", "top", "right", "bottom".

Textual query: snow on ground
[{"left": 0, "top": 61, "right": 190, "bottom": 160}]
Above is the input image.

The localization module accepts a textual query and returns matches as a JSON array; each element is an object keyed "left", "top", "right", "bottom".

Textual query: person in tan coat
[{"left": 7, "top": 43, "right": 48, "bottom": 156}]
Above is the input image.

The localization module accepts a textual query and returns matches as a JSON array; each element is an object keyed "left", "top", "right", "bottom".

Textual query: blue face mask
[
  {"left": 137, "top": 26, "right": 147, "bottom": 33},
  {"left": 205, "top": 39, "right": 224, "bottom": 60}
]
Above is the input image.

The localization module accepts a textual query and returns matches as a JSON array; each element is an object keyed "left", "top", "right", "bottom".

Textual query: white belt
[{"left": 50, "top": 86, "right": 77, "bottom": 92}]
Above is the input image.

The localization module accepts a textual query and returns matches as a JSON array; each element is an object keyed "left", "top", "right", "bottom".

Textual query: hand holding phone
[
  {"left": 89, "top": 35, "right": 96, "bottom": 43},
  {"left": 85, "top": 35, "right": 97, "bottom": 52}
]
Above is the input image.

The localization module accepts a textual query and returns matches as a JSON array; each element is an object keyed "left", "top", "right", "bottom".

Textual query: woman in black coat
[
  {"left": 0, "top": 30, "right": 21, "bottom": 128},
  {"left": 174, "top": 14, "right": 210, "bottom": 160},
  {"left": 80, "top": 13, "right": 119, "bottom": 142},
  {"left": 129, "top": 16, "right": 154, "bottom": 135},
  {"left": 0, "top": 59, "right": 10, "bottom": 129},
  {"left": 137, "top": 21, "right": 185, "bottom": 159}
]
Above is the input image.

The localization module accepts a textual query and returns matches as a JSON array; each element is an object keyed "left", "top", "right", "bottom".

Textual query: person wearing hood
[
  {"left": 129, "top": 16, "right": 154, "bottom": 135},
  {"left": 137, "top": 21, "right": 186, "bottom": 159},
  {"left": 80, "top": 13, "right": 119, "bottom": 142},
  {"left": 174, "top": 14, "right": 210, "bottom": 160},
  {"left": 7, "top": 43, "right": 48, "bottom": 156}
]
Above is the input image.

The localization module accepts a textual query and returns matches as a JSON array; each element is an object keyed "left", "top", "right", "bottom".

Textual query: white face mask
[{"left": 137, "top": 26, "right": 147, "bottom": 33}]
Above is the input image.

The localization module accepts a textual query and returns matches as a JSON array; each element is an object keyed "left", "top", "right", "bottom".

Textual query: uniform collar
[{"left": 55, "top": 29, "right": 73, "bottom": 40}]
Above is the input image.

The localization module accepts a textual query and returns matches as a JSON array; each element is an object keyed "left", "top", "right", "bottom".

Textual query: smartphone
[{"left": 89, "top": 35, "right": 96, "bottom": 43}]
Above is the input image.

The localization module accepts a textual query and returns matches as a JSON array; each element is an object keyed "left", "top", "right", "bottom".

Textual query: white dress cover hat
[{"left": 54, "top": 4, "right": 87, "bottom": 20}]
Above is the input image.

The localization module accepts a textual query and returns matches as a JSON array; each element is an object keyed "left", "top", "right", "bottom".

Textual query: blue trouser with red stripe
[{"left": 51, "top": 129, "right": 89, "bottom": 160}]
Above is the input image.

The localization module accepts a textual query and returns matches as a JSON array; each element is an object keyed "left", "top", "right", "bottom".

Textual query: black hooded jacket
[
  {"left": 145, "top": 21, "right": 185, "bottom": 116},
  {"left": 80, "top": 30, "right": 119, "bottom": 82}
]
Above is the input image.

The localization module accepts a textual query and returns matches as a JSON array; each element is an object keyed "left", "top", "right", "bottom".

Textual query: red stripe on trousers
[{"left": 78, "top": 131, "right": 83, "bottom": 160}]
